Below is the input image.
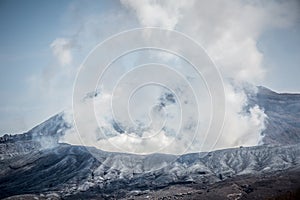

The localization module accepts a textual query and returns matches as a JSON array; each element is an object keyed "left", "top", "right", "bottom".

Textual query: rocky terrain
[
  {"left": 0, "top": 142, "right": 299, "bottom": 199},
  {"left": 0, "top": 86, "right": 299, "bottom": 199},
  {"left": 249, "top": 86, "right": 300, "bottom": 145},
  {"left": 120, "top": 167, "right": 300, "bottom": 200}
]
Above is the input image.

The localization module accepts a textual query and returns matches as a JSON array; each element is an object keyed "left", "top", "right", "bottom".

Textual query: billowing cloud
[
  {"left": 60, "top": 0, "right": 299, "bottom": 154},
  {"left": 50, "top": 38, "right": 73, "bottom": 66},
  {"left": 120, "top": 0, "right": 192, "bottom": 29},
  {"left": 121, "top": 0, "right": 299, "bottom": 83}
]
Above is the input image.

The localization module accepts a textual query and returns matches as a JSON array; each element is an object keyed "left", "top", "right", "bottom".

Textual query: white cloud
[
  {"left": 121, "top": 0, "right": 192, "bottom": 29},
  {"left": 116, "top": 0, "right": 298, "bottom": 151},
  {"left": 50, "top": 38, "right": 73, "bottom": 66},
  {"left": 215, "top": 83, "right": 266, "bottom": 149},
  {"left": 121, "top": 0, "right": 298, "bottom": 84},
  {"left": 60, "top": 0, "right": 298, "bottom": 154}
]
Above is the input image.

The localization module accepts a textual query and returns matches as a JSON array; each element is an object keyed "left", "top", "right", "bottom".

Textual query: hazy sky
[{"left": 0, "top": 0, "right": 299, "bottom": 134}]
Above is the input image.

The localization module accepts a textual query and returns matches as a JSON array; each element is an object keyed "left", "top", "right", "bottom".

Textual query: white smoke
[
  {"left": 50, "top": 38, "right": 73, "bottom": 66},
  {"left": 121, "top": 0, "right": 298, "bottom": 82},
  {"left": 60, "top": 0, "right": 299, "bottom": 154},
  {"left": 117, "top": 0, "right": 298, "bottom": 150}
]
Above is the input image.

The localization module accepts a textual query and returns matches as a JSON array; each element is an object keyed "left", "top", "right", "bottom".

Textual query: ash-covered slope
[
  {"left": 249, "top": 86, "right": 300, "bottom": 145},
  {"left": 0, "top": 112, "right": 72, "bottom": 159},
  {"left": 1, "top": 86, "right": 298, "bottom": 156},
  {"left": 0, "top": 142, "right": 299, "bottom": 199},
  {"left": 2, "top": 86, "right": 299, "bottom": 152},
  {"left": 0, "top": 86, "right": 300, "bottom": 199}
]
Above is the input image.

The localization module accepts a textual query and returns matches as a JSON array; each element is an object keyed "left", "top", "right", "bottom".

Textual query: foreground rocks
[{"left": 0, "top": 143, "right": 299, "bottom": 199}]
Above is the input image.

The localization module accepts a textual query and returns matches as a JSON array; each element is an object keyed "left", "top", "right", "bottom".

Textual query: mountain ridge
[{"left": 0, "top": 86, "right": 300, "bottom": 199}]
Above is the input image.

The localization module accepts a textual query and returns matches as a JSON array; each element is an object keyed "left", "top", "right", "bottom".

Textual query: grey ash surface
[{"left": 0, "top": 86, "right": 300, "bottom": 199}]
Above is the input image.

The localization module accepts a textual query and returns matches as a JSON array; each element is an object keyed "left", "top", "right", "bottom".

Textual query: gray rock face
[
  {"left": 0, "top": 143, "right": 299, "bottom": 199},
  {"left": 0, "top": 112, "right": 72, "bottom": 159},
  {"left": 1, "top": 86, "right": 298, "bottom": 153},
  {"left": 0, "top": 86, "right": 300, "bottom": 199},
  {"left": 0, "top": 144, "right": 99, "bottom": 198},
  {"left": 2, "top": 86, "right": 298, "bottom": 151},
  {"left": 249, "top": 86, "right": 300, "bottom": 145},
  {"left": 0, "top": 112, "right": 71, "bottom": 145}
]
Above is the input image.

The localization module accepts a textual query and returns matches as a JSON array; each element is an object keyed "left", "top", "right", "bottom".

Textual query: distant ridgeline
[
  {"left": 0, "top": 86, "right": 300, "bottom": 199},
  {"left": 0, "top": 112, "right": 72, "bottom": 159},
  {"left": 0, "top": 112, "right": 71, "bottom": 143},
  {"left": 248, "top": 86, "right": 300, "bottom": 145},
  {"left": 0, "top": 132, "right": 32, "bottom": 143},
  {"left": 1, "top": 86, "right": 300, "bottom": 148}
]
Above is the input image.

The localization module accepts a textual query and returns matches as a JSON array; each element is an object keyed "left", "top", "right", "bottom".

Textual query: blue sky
[
  {"left": 0, "top": 0, "right": 299, "bottom": 134},
  {"left": 259, "top": 26, "right": 300, "bottom": 92}
]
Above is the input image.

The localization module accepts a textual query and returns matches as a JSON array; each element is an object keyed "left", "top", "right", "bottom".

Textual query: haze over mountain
[
  {"left": 0, "top": 86, "right": 299, "bottom": 199},
  {"left": 0, "top": 1, "right": 299, "bottom": 199}
]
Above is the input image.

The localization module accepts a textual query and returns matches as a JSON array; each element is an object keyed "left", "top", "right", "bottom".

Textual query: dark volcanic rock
[
  {"left": 1, "top": 87, "right": 300, "bottom": 199},
  {"left": 0, "top": 144, "right": 99, "bottom": 199},
  {"left": 249, "top": 86, "right": 300, "bottom": 145},
  {"left": 0, "top": 143, "right": 299, "bottom": 199}
]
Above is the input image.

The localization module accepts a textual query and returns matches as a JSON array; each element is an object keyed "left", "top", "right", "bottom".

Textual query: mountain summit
[{"left": 0, "top": 86, "right": 300, "bottom": 199}]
